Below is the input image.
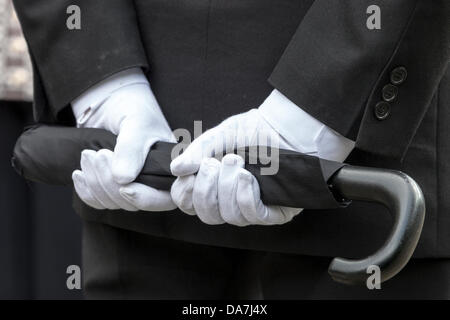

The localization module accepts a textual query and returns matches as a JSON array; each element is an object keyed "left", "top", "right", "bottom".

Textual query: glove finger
[
  {"left": 245, "top": 178, "right": 287, "bottom": 224},
  {"left": 279, "top": 206, "right": 303, "bottom": 222},
  {"left": 236, "top": 168, "right": 300, "bottom": 225},
  {"left": 170, "top": 128, "right": 220, "bottom": 176},
  {"left": 170, "top": 175, "right": 196, "bottom": 215},
  {"left": 94, "top": 149, "right": 139, "bottom": 211},
  {"left": 120, "top": 183, "right": 177, "bottom": 211},
  {"left": 218, "top": 154, "right": 250, "bottom": 226},
  {"left": 72, "top": 170, "right": 105, "bottom": 210},
  {"left": 112, "top": 118, "right": 157, "bottom": 184},
  {"left": 80, "top": 150, "right": 119, "bottom": 210},
  {"left": 259, "top": 205, "right": 303, "bottom": 225},
  {"left": 236, "top": 169, "right": 268, "bottom": 225},
  {"left": 192, "top": 158, "right": 224, "bottom": 225}
]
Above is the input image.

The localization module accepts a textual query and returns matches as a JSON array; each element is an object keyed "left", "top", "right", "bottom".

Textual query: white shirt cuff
[
  {"left": 259, "top": 89, "right": 355, "bottom": 162},
  {"left": 71, "top": 68, "right": 149, "bottom": 122}
]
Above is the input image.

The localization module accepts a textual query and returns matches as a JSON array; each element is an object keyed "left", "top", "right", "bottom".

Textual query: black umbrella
[{"left": 12, "top": 125, "right": 425, "bottom": 285}]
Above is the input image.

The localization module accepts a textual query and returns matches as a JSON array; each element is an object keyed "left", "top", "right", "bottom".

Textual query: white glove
[
  {"left": 72, "top": 149, "right": 175, "bottom": 211},
  {"left": 71, "top": 68, "right": 177, "bottom": 211},
  {"left": 170, "top": 90, "right": 355, "bottom": 226},
  {"left": 171, "top": 154, "right": 300, "bottom": 226}
]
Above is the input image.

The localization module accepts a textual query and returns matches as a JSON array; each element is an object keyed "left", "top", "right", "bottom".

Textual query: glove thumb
[
  {"left": 170, "top": 129, "right": 220, "bottom": 176},
  {"left": 112, "top": 118, "right": 156, "bottom": 184}
]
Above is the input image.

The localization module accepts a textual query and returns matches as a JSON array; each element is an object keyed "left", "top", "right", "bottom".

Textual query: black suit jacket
[{"left": 13, "top": 0, "right": 450, "bottom": 258}]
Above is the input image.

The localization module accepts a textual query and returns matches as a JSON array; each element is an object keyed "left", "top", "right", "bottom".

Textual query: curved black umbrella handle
[{"left": 328, "top": 166, "right": 425, "bottom": 285}]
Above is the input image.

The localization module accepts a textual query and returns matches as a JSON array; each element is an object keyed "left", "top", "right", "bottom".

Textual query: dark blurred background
[{"left": 0, "top": 0, "right": 82, "bottom": 299}]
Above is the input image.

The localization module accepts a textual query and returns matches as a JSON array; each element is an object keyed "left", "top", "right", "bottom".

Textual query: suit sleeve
[
  {"left": 13, "top": 0, "right": 148, "bottom": 122},
  {"left": 269, "top": 0, "right": 450, "bottom": 161}
]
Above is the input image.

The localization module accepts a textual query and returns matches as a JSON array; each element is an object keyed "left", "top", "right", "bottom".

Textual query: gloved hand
[
  {"left": 71, "top": 68, "right": 177, "bottom": 211},
  {"left": 171, "top": 153, "right": 300, "bottom": 226},
  {"left": 169, "top": 90, "right": 355, "bottom": 226},
  {"left": 72, "top": 149, "right": 175, "bottom": 211}
]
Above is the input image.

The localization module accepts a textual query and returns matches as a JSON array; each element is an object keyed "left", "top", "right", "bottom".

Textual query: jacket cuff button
[
  {"left": 374, "top": 101, "right": 391, "bottom": 120},
  {"left": 390, "top": 66, "right": 408, "bottom": 85},
  {"left": 382, "top": 84, "right": 398, "bottom": 102}
]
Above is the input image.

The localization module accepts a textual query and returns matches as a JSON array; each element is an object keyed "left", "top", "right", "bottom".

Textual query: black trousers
[
  {"left": 0, "top": 100, "right": 31, "bottom": 299},
  {"left": 82, "top": 221, "right": 450, "bottom": 300},
  {"left": 1, "top": 101, "right": 83, "bottom": 299}
]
